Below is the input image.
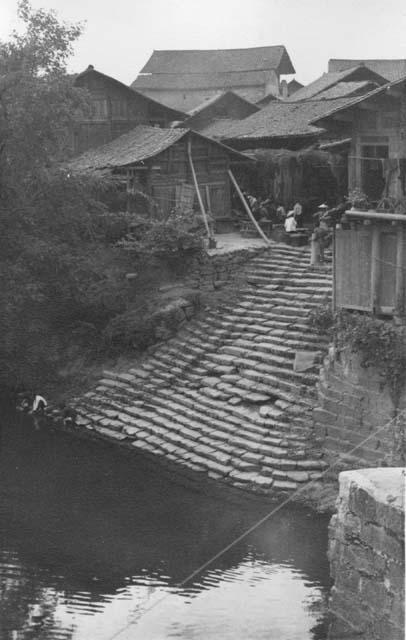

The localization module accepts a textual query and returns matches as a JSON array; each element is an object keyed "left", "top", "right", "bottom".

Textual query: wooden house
[
  {"left": 69, "top": 125, "right": 251, "bottom": 231},
  {"left": 73, "top": 66, "right": 185, "bottom": 154},
  {"left": 132, "top": 46, "right": 295, "bottom": 111},
  {"left": 312, "top": 75, "right": 406, "bottom": 203},
  {"left": 311, "top": 76, "right": 406, "bottom": 319}
]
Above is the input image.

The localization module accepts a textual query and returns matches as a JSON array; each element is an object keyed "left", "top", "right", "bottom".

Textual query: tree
[{"left": 0, "top": 2, "right": 129, "bottom": 393}]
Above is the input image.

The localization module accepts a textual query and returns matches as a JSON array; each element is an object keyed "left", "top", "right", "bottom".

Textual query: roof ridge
[
  {"left": 330, "top": 57, "right": 406, "bottom": 63},
  {"left": 151, "top": 45, "right": 285, "bottom": 53}
]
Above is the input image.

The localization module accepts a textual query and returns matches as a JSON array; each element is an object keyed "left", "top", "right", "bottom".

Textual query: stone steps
[{"left": 70, "top": 242, "right": 332, "bottom": 497}]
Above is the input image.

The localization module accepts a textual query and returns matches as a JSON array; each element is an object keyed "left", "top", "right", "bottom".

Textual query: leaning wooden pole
[
  {"left": 227, "top": 169, "right": 271, "bottom": 245},
  {"left": 187, "top": 138, "right": 216, "bottom": 247}
]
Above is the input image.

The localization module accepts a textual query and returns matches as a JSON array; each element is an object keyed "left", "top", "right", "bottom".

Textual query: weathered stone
[
  {"left": 286, "top": 470, "right": 310, "bottom": 483},
  {"left": 94, "top": 425, "right": 127, "bottom": 440},
  {"left": 273, "top": 480, "right": 298, "bottom": 491},
  {"left": 259, "top": 405, "right": 283, "bottom": 419},
  {"left": 328, "top": 469, "right": 404, "bottom": 640},
  {"left": 233, "top": 458, "right": 261, "bottom": 472}
]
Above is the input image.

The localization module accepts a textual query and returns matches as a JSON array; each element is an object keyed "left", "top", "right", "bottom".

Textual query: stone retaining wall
[
  {"left": 328, "top": 468, "right": 405, "bottom": 640},
  {"left": 146, "top": 246, "right": 267, "bottom": 344},
  {"left": 184, "top": 246, "right": 267, "bottom": 295},
  {"left": 313, "top": 348, "right": 406, "bottom": 472}
]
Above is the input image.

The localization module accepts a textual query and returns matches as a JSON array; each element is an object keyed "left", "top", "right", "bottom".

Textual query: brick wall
[
  {"left": 328, "top": 468, "right": 405, "bottom": 639},
  {"left": 313, "top": 347, "right": 406, "bottom": 472}
]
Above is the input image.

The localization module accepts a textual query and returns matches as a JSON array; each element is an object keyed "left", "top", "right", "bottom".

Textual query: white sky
[{"left": 1, "top": 0, "right": 406, "bottom": 85}]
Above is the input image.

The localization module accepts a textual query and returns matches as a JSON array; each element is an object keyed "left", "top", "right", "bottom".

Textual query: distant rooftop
[
  {"left": 328, "top": 58, "right": 406, "bottom": 82},
  {"left": 207, "top": 96, "right": 359, "bottom": 143},
  {"left": 287, "top": 65, "right": 386, "bottom": 102},
  {"left": 137, "top": 46, "right": 295, "bottom": 76},
  {"left": 315, "top": 80, "right": 379, "bottom": 100}
]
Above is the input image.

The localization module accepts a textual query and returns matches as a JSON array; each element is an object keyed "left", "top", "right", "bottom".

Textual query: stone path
[{"left": 70, "top": 243, "right": 333, "bottom": 499}]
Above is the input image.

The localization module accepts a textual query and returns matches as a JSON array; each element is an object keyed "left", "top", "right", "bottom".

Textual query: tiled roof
[
  {"left": 133, "top": 70, "right": 276, "bottom": 91},
  {"left": 199, "top": 118, "right": 242, "bottom": 139},
  {"left": 69, "top": 126, "right": 188, "bottom": 171},
  {"left": 186, "top": 90, "right": 257, "bottom": 116},
  {"left": 211, "top": 97, "right": 357, "bottom": 142},
  {"left": 287, "top": 65, "right": 386, "bottom": 102},
  {"left": 138, "top": 46, "right": 295, "bottom": 75},
  {"left": 187, "top": 92, "right": 226, "bottom": 115},
  {"left": 310, "top": 74, "right": 406, "bottom": 124},
  {"left": 328, "top": 59, "right": 406, "bottom": 82},
  {"left": 315, "top": 80, "right": 378, "bottom": 100},
  {"left": 69, "top": 125, "right": 250, "bottom": 172},
  {"left": 288, "top": 79, "right": 304, "bottom": 90},
  {"left": 256, "top": 93, "right": 280, "bottom": 107}
]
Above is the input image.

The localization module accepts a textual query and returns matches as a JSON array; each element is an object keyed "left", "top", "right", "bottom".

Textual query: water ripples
[{"left": 0, "top": 414, "right": 330, "bottom": 639}]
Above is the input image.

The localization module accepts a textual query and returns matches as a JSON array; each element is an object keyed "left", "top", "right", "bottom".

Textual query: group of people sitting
[{"left": 243, "top": 193, "right": 334, "bottom": 260}]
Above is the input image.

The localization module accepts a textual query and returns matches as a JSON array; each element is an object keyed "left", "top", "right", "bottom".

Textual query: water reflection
[{"left": 0, "top": 413, "right": 330, "bottom": 639}]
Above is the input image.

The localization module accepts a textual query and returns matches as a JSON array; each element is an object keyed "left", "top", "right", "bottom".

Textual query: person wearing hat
[
  {"left": 312, "top": 202, "right": 327, "bottom": 223},
  {"left": 311, "top": 205, "right": 332, "bottom": 264},
  {"left": 284, "top": 209, "right": 297, "bottom": 233}
]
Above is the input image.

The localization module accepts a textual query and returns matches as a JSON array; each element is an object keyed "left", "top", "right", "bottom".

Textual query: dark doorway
[{"left": 361, "top": 144, "right": 389, "bottom": 202}]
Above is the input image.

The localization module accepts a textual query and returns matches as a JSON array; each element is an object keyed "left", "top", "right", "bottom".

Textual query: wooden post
[
  {"left": 332, "top": 227, "right": 336, "bottom": 312},
  {"left": 205, "top": 185, "right": 212, "bottom": 215},
  {"left": 227, "top": 169, "right": 271, "bottom": 245},
  {"left": 187, "top": 137, "right": 216, "bottom": 248},
  {"left": 126, "top": 169, "right": 131, "bottom": 213},
  {"left": 395, "top": 224, "right": 405, "bottom": 321},
  {"left": 370, "top": 225, "right": 380, "bottom": 314},
  {"left": 310, "top": 231, "right": 321, "bottom": 266}
]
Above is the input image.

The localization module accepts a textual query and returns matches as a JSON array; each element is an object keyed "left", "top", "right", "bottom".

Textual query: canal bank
[{"left": 47, "top": 242, "right": 335, "bottom": 510}]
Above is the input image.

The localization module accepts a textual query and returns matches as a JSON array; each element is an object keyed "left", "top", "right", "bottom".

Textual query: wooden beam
[
  {"left": 187, "top": 137, "right": 216, "bottom": 246},
  {"left": 346, "top": 211, "right": 406, "bottom": 223},
  {"left": 227, "top": 169, "right": 271, "bottom": 245}
]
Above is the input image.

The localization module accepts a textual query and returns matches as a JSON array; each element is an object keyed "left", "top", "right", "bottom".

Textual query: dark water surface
[{"left": 0, "top": 412, "right": 331, "bottom": 640}]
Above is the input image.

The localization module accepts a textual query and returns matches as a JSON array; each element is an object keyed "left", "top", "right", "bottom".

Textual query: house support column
[
  {"left": 370, "top": 226, "right": 380, "bottom": 313},
  {"left": 395, "top": 225, "right": 405, "bottom": 323}
]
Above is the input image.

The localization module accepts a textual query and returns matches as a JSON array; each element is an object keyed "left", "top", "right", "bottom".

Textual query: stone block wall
[
  {"left": 184, "top": 246, "right": 266, "bottom": 295},
  {"left": 313, "top": 347, "right": 406, "bottom": 472},
  {"left": 328, "top": 468, "right": 405, "bottom": 640},
  {"left": 132, "top": 245, "right": 267, "bottom": 350}
]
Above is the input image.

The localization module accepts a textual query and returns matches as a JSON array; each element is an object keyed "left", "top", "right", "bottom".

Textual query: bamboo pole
[
  {"left": 227, "top": 169, "right": 271, "bottom": 245},
  {"left": 187, "top": 138, "right": 216, "bottom": 247}
]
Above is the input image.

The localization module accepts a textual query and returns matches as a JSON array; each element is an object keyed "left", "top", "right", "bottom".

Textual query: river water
[{"left": 0, "top": 412, "right": 331, "bottom": 640}]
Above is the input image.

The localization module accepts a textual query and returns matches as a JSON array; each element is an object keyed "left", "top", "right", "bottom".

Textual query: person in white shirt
[
  {"left": 284, "top": 211, "right": 297, "bottom": 232},
  {"left": 32, "top": 395, "right": 47, "bottom": 413}
]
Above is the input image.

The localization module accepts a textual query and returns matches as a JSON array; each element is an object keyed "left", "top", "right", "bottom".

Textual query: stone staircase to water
[{"left": 71, "top": 243, "right": 333, "bottom": 499}]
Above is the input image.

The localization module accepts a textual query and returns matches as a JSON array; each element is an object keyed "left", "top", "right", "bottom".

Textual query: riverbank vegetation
[
  {"left": 309, "top": 304, "right": 406, "bottom": 405},
  {"left": 0, "top": 1, "right": 202, "bottom": 398}
]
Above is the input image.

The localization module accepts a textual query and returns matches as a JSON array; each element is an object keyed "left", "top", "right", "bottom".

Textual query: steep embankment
[{"left": 69, "top": 243, "right": 333, "bottom": 500}]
